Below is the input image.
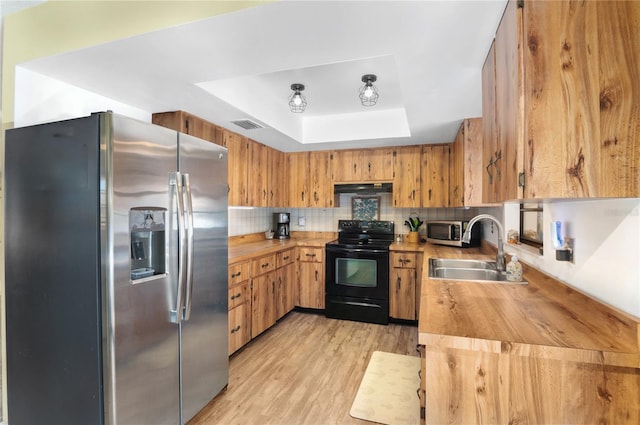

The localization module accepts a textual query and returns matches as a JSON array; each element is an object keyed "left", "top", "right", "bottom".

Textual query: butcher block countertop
[
  {"left": 228, "top": 234, "right": 335, "bottom": 263},
  {"left": 417, "top": 243, "right": 640, "bottom": 366}
]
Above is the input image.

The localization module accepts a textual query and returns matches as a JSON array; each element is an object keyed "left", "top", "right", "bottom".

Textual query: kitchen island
[{"left": 417, "top": 243, "right": 640, "bottom": 424}]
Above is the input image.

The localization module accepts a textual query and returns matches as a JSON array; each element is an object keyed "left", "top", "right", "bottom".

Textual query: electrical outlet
[{"left": 298, "top": 216, "right": 306, "bottom": 227}]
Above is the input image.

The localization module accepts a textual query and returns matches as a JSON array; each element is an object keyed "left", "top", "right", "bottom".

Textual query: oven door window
[{"left": 335, "top": 258, "right": 377, "bottom": 287}]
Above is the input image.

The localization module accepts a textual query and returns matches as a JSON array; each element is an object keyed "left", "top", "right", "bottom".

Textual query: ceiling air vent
[{"left": 230, "top": 119, "right": 263, "bottom": 130}]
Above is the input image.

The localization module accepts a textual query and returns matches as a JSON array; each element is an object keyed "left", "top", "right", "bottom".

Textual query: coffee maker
[{"left": 274, "top": 213, "right": 290, "bottom": 240}]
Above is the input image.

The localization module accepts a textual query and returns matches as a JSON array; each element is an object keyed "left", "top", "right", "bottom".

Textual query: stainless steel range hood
[{"left": 333, "top": 182, "right": 393, "bottom": 194}]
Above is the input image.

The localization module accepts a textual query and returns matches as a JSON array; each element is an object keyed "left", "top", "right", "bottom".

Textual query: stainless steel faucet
[{"left": 462, "top": 214, "right": 505, "bottom": 271}]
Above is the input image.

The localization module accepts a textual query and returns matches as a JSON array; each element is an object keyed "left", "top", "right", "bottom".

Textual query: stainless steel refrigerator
[{"left": 5, "top": 112, "right": 229, "bottom": 425}]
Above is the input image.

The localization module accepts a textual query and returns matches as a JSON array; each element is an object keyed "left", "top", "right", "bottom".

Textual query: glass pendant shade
[
  {"left": 359, "top": 74, "right": 379, "bottom": 106},
  {"left": 288, "top": 83, "right": 307, "bottom": 113}
]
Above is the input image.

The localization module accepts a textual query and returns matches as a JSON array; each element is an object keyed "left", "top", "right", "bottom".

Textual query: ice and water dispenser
[{"left": 130, "top": 207, "right": 166, "bottom": 281}]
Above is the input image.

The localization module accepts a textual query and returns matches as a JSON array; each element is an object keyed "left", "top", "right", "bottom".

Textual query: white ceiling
[{"left": 16, "top": 0, "right": 507, "bottom": 152}]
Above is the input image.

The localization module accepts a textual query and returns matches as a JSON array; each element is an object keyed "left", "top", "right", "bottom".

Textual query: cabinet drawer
[
  {"left": 228, "top": 260, "right": 250, "bottom": 286},
  {"left": 228, "top": 281, "right": 250, "bottom": 310},
  {"left": 228, "top": 303, "right": 251, "bottom": 355},
  {"left": 391, "top": 252, "right": 417, "bottom": 269},
  {"left": 277, "top": 248, "right": 296, "bottom": 268},
  {"left": 251, "top": 253, "right": 277, "bottom": 276},
  {"left": 299, "top": 247, "right": 323, "bottom": 263}
]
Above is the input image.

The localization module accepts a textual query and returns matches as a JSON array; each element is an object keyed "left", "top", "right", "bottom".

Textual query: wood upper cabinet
[
  {"left": 247, "top": 139, "right": 269, "bottom": 207},
  {"left": 225, "top": 130, "right": 249, "bottom": 206},
  {"left": 421, "top": 144, "right": 450, "bottom": 208},
  {"left": 309, "top": 151, "right": 333, "bottom": 208},
  {"left": 482, "top": 41, "right": 499, "bottom": 204},
  {"left": 450, "top": 118, "right": 487, "bottom": 207},
  {"left": 151, "top": 110, "right": 224, "bottom": 146},
  {"left": 392, "top": 146, "right": 422, "bottom": 208},
  {"left": 484, "top": 0, "right": 640, "bottom": 200},
  {"left": 268, "top": 148, "right": 285, "bottom": 207},
  {"left": 333, "top": 148, "right": 393, "bottom": 182},
  {"left": 332, "top": 149, "right": 362, "bottom": 182},
  {"left": 287, "top": 151, "right": 333, "bottom": 208}
]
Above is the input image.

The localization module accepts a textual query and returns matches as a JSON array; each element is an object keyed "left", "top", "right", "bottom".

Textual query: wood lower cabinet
[
  {"left": 297, "top": 246, "right": 324, "bottom": 309},
  {"left": 276, "top": 249, "right": 296, "bottom": 320},
  {"left": 389, "top": 251, "right": 420, "bottom": 320},
  {"left": 250, "top": 253, "right": 277, "bottom": 338},
  {"left": 251, "top": 270, "right": 276, "bottom": 338},
  {"left": 228, "top": 291, "right": 251, "bottom": 355},
  {"left": 228, "top": 260, "right": 251, "bottom": 355}
]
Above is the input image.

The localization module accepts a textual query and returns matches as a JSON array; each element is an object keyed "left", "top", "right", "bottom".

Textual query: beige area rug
[{"left": 350, "top": 351, "right": 421, "bottom": 425}]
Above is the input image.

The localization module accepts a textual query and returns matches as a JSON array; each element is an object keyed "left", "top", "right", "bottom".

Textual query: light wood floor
[{"left": 189, "top": 311, "right": 419, "bottom": 425}]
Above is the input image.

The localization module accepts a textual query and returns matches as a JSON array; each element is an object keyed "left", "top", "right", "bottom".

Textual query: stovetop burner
[{"left": 329, "top": 220, "right": 395, "bottom": 249}]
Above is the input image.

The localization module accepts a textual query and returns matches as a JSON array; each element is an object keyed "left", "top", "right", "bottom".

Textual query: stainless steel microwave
[{"left": 426, "top": 220, "right": 480, "bottom": 247}]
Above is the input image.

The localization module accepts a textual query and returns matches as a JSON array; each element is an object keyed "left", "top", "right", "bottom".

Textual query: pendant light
[
  {"left": 359, "top": 74, "right": 379, "bottom": 106},
  {"left": 288, "top": 83, "right": 307, "bottom": 113}
]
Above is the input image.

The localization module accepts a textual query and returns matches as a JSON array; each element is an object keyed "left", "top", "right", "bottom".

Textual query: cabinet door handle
[
  {"left": 230, "top": 293, "right": 241, "bottom": 300},
  {"left": 230, "top": 325, "right": 241, "bottom": 334},
  {"left": 416, "top": 387, "right": 421, "bottom": 400},
  {"left": 368, "top": 162, "right": 371, "bottom": 173},
  {"left": 231, "top": 272, "right": 242, "bottom": 278},
  {"left": 428, "top": 189, "right": 432, "bottom": 201},
  {"left": 283, "top": 256, "right": 290, "bottom": 260},
  {"left": 353, "top": 163, "right": 357, "bottom": 174},
  {"left": 397, "top": 276, "right": 401, "bottom": 289},
  {"left": 261, "top": 263, "right": 270, "bottom": 268},
  {"left": 306, "top": 253, "right": 316, "bottom": 258},
  {"left": 301, "top": 191, "right": 305, "bottom": 202},
  {"left": 411, "top": 189, "right": 415, "bottom": 200},
  {"left": 315, "top": 270, "right": 319, "bottom": 281}
]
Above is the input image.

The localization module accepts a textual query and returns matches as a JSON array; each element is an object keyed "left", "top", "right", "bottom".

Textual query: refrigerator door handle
[
  {"left": 170, "top": 171, "right": 187, "bottom": 324},
  {"left": 182, "top": 173, "right": 195, "bottom": 321}
]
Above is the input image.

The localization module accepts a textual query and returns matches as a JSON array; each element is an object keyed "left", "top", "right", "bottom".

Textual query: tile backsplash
[{"left": 229, "top": 193, "right": 479, "bottom": 236}]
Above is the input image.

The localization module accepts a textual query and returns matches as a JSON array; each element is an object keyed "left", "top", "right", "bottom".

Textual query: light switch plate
[{"left": 298, "top": 216, "right": 306, "bottom": 226}]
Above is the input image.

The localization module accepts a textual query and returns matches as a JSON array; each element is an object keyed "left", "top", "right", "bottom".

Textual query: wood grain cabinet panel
[
  {"left": 228, "top": 260, "right": 250, "bottom": 287},
  {"left": 228, "top": 301, "right": 250, "bottom": 355},
  {"left": 225, "top": 130, "right": 249, "bottom": 206},
  {"left": 247, "top": 139, "right": 269, "bottom": 207},
  {"left": 151, "top": 110, "right": 223, "bottom": 146},
  {"left": 250, "top": 254, "right": 276, "bottom": 277},
  {"left": 297, "top": 247, "right": 324, "bottom": 309},
  {"left": 421, "top": 144, "right": 450, "bottom": 208},
  {"left": 449, "top": 118, "right": 487, "bottom": 207},
  {"left": 268, "top": 148, "right": 285, "bottom": 207},
  {"left": 389, "top": 252, "right": 418, "bottom": 320},
  {"left": 483, "top": 0, "right": 639, "bottom": 200},
  {"left": 332, "top": 148, "right": 393, "bottom": 182},
  {"left": 309, "top": 151, "right": 333, "bottom": 208},
  {"left": 251, "top": 271, "right": 276, "bottom": 338},
  {"left": 392, "top": 146, "right": 422, "bottom": 208}
]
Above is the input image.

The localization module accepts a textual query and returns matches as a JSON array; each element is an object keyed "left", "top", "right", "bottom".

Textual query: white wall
[
  {"left": 14, "top": 67, "right": 150, "bottom": 126},
  {"left": 481, "top": 199, "right": 640, "bottom": 318}
]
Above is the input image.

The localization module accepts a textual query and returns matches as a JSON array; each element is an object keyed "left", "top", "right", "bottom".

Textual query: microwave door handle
[
  {"left": 182, "top": 173, "right": 195, "bottom": 321},
  {"left": 448, "top": 224, "right": 454, "bottom": 241}
]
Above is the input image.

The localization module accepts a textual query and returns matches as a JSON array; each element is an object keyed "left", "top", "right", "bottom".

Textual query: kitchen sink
[
  {"left": 428, "top": 258, "right": 527, "bottom": 284},
  {"left": 429, "top": 258, "right": 497, "bottom": 270}
]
